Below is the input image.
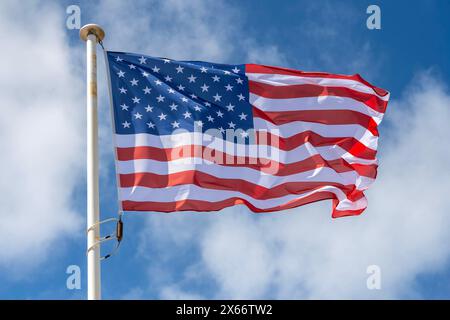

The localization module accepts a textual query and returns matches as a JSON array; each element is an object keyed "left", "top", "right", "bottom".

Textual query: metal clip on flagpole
[
  {"left": 86, "top": 214, "right": 124, "bottom": 260},
  {"left": 80, "top": 24, "right": 105, "bottom": 301}
]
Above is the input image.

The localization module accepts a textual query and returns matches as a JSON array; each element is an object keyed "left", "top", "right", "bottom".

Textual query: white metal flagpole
[{"left": 80, "top": 24, "right": 105, "bottom": 300}]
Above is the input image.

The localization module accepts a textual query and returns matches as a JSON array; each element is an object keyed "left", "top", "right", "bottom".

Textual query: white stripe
[
  {"left": 117, "top": 158, "right": 375, "bottom": 190},
  {"left": 119, "top": 184, "right": 367, "bottom": 211},
  {"left": 250, "top": 93, "right": 384, "bottom": 124},
  {"left": 115, "top": 134, "right": 377, "bottom": 165},
  {"left": 335, "top": 196, "right": 367, "bottom": 211},
  {"left": 246, "top": 72, "right": 389, "bottom": 101},
  {"left": 253, "top": 118, "right": 378, "bottom": 150}
]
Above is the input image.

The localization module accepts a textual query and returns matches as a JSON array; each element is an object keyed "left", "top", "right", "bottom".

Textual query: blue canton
[{"left": 107, "top": 51, "right": 253, "bottom": 139}]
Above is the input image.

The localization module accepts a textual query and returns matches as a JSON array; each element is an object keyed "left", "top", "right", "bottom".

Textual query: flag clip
[{"left": 86, "top": 214, "right": 124, "bottom": 260}]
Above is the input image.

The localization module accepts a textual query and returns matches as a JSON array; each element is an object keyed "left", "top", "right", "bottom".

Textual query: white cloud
[
  {"left": 245, "top": 43, "right": 287, "bottom": 66},
  {"left": 291, "top": 1, "right": 385, "bottom": 80},
  {"left": 120, "top": 287, "right": 145, "bottom": 300},
  {"left": 91, "top": 0, "right": 241, "bottom": 61},
  {"left": 0, "top": 1, "right": 84, "bottom": 271},
  {"left": 159, "top": 285, "right": 204, "bottom": 300},
  {"left": 200, "top": 212, "right": 276, "bottom": 299}
]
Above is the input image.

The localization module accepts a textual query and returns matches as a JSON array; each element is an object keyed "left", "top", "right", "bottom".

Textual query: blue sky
[{"left": 1, "top": 0, "right": 450, "bottom": 299}]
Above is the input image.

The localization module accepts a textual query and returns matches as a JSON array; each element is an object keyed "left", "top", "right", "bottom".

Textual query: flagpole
[{"left": 80, "top": 24, "right": 105, "bottom": 300}]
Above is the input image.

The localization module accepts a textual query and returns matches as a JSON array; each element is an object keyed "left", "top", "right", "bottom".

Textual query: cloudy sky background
[{"left": 1, "top": 0, "right": 450, "bottom": 299}]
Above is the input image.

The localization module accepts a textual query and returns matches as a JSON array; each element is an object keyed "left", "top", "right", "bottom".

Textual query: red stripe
[
  {"left": 119, "top": 171, "right": 365, "bottom": 200},
  {"left": 122, "top": 192, "right": 365, "bottom": 217},
  {"left": 332, "top": 203, "right": 366, "bottom": 218},
  {"left": 117, "top": 146, "right": 377, "bottom": 178},
  {"left": 245, "top": 64, "right": 389, "bottom": 98},
  {"left": 259, "top": 130, "right": 376, "bottom": 160},
  {"left": 249, "top": 80, "right": 387, "bottom": 113},
  {"left": 252, "top": 107, "right": 379, "bottom": 136}
]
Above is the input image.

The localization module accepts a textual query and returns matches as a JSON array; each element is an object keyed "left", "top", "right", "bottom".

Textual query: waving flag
[{"left": 106, "top": 51, "right": 389, "bottom": 218}]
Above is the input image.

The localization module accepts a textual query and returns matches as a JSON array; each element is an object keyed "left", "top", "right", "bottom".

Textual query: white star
[
  {"left": 240, "top": 131, "right": 249, "bottom": 138},
  {"left": 152, "top": 66, "right": 160, "bottom": 73},
  {"left": 190, "top": 93, "right": 198, "bottom": 99},
  {"left": 132, "top": 97, "right": 140, "bottom": 104},
  {"left": 165, "top": 75, "right": 172, "bottom": 82},
  {"left": 139, "top": 56, "right": 147, "bottom": 64},
  {"left": 194, "top": 105, "right": 202, "bottom": 111},
  {"left": 207, "top": 115, "right": 214, "bottom": 122},
  {"left": 122, "top": 121, "right": 131, "bottom": 128},
  {"left": 117, "top": 70, "right": 125, "bottom": 78},
  {"left": 232, "top": 67, "right": 240, "bottom": 73},
  {"left": 154, "top": 79, "right": 162, "bottom": 85},
  {"left": 236, "top": 78, "right": 244, "bottom": 84},
  {"left": 204, "top": 102, "right": 211, "bottom": 107},
  {"left": 195, "top": 120, "right": 204, "bottom": 128},
  {"left": 134, "top": 112, "right": 143, "bottom": 119},
  {"left": 171, "top": 121, "right": 180, "bottom": 128},
  {"left": 226, "top": 103, "right": 235, "bottom": 111},
  {"left": 212, "top": 75, "right": 220, "bottom": 82},
  {"left": 216, "top": 110, "right": 224, "bottom": 118},
  {"left": 156, "top": 95, "right": 165, "bottom": 102},
  {"left": 188, "top": 74, "right": 197, "bottom": 83},
  {"left": 145, "top": 105, "right": 153, "bottom": 112},
  {"left": 169, "top": 103, "right": 178, "bottom": 111},
  {"left": 200, "top": 66, "right": 208, "bottom": 73},
  {"left": 130, "top": 78, "right": 138, "bottom": 86},
  {"left": 237, "top": 93, "right": 245, "bottom": 101},
  {"left": 167, "top": 88, "right": 176, "bottom": 94},
  {"left": 225, "top": 84, "right": 233, "bottom": 91},
  {"left": 163, "top": 58, "right": 171, "bottom": 64},
  {"left": 228, "top": 121, "right": 236, "bottom": 129},
  {"left": 128, "top": 64, "right": 136, "bottom": 69},
  {"left": 238, "top": 112, "right": 248, "bottom": 120},
  {"left": 181, "top": 97, "right": 188, "bottom": 103},
  {"left": 147, "top": 122, "right": 155, "bottom": 129},
  {"left": 142, "top": 71, "right": 150, "bottom": 77},
  {"left": 119, "top": 87, "right": 127, "bottom": 94},
  {"left": 158, "top": 112, "right": 167, "bottom": 121},
  {"left": 143, "top": 87, "right": 151, "bottom": 94},
  {"left": 115, "top": 56, "right": 123, "bottom": 62},
  {"left": 120, "top": 103, "right": 129, "bottom": 111},
  {"left": 177, "top": 84, "right": 185, "bottom": 91},
  {"left": 183, "top": 111, "right": 192, "bottom": 119},
  {"left": 176, "top": 65, "right": 184, "bottom": 73},
  {"left": 218, "top": 127, "right": 225, "bottom": 134},
  {"left": 213, "top": 93, "right": 222, "bottom": 102},
  {"left": 224, "top": 70, "right": 231, "bottom": 75},
  {"left": 201, "top": 84, "right": 209, "bottom": 92}
]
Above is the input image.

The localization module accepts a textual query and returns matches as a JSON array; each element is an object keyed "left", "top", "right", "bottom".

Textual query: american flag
[{"left": 106, "top": 51, "right": 389, "bottom": 218}]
